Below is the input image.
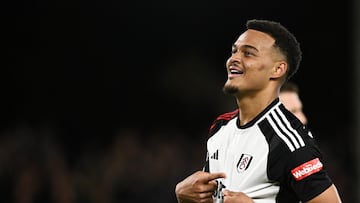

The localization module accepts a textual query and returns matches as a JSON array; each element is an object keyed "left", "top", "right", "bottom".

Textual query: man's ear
[{"left": 270, "top": 61, "right": 287, "bottom": 79}]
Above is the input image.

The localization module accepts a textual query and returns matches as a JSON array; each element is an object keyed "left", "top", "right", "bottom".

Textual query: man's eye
[{"left": 244, "top": 51, "right": 253, "bottom": 56}]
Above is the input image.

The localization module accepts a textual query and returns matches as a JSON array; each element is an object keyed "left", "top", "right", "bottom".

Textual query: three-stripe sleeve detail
[{"left": 265, "top": 107, "right": 305, "bottom": 152}]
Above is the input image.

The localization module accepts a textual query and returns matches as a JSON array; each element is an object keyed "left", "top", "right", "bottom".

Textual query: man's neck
[{"left": 236, "top": 95, "right": 277, "bottom": 126}]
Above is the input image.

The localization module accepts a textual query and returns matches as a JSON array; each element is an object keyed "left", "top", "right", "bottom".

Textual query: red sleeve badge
[{"left": 291, "top": 158, "right": 323, "bottom": 181}]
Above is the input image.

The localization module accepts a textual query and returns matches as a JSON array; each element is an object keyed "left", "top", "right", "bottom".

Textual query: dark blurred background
[{"left": 1, "top": 0, "right": 357, "bottom": 202}]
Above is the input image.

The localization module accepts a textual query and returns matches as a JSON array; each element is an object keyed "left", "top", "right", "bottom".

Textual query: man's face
[
  {"left": 279, "top": 91, "right": 308, "bottom": 124},
  {"left": 223, "top": 29, "right": 281, "bottom": 96}
]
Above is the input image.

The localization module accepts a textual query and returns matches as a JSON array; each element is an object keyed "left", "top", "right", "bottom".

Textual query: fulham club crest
[{"left": 236, "top": 154, "right": 253, "bottom": 173}]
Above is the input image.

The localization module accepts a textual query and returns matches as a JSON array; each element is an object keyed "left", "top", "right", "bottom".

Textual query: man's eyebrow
[{"left": 233, "top": 44, "right": 259, "bottom": 52}]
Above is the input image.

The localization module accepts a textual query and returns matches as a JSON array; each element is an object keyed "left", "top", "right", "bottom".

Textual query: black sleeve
[
  {"left": 262, "top": 118, "right": 333, "bottom": 202},
  {"left": 284, "top": 143, "right": 333, "bottom": 202}
]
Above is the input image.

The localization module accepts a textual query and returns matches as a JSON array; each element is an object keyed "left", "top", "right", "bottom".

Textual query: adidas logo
[{"left": 210, "top": 150, "right": 219, "bottom": 160}]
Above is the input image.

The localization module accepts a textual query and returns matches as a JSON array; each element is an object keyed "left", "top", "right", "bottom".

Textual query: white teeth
[{"left": 230, "top": 69, "right": 241, "bottom": 74}]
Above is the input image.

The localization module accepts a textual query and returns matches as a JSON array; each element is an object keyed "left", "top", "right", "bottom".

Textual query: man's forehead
[{"left": 235, "top": 29, "right": 275, "bottom": 47}]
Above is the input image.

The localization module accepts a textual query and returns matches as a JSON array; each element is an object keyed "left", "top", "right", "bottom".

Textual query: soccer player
[{"left": 175, "top": 19, "right": 342, "bottom": 203}]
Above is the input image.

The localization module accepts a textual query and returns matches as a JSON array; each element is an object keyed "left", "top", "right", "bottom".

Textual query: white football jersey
[{"left": 205, "top": 99, "right": 332, "bottom": 203}]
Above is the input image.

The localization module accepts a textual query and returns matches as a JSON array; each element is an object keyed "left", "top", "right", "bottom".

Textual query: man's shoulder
[
  {"left": 208, "top": 109, "right": 239, "bottom": 137},
  {"left": 214, "top": 109, "right": 239, "bottom": 122}
]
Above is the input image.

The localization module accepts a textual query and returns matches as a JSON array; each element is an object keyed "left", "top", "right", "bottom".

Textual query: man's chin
[{"left": 222, "top": 85, "right": 239, "bottom": 95}]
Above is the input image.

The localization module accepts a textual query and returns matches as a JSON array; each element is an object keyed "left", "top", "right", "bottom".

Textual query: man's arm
[
  {"left": 222, "top": 190, "right": 254, "bottom": 203},
  {"left": 307, "top": 184, "right": 342, "bottom": 203},
  {"left": 221, "top": 184, "right": 341, "bottom": 203}
]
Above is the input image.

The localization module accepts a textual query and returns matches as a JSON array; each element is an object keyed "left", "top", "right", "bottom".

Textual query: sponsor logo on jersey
[
  {"left": 236, "top": 154, "right": 253, "bottom": 173},
  {"left": 291, "top": 158, "right": 323, "bottom": 181},
  {"left": 213, "top": 180, "right": 226, "bottom": 200}
]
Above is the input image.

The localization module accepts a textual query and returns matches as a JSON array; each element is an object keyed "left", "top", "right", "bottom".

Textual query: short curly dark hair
[{"left": 246, "top": 19, "right": 302, "bottom": 80}]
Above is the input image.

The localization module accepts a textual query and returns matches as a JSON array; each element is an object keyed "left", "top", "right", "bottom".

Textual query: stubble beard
[{"left": 222, "top": 82, "right": 239, "bottom": 95}]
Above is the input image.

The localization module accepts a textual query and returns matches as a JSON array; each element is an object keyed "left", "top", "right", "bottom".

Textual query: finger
[
  {"left": 223, "top": 189, "right": 232, "bottom": 196},
  {"left": 199, "top": 181, "right": 218, "bottom": 192},
  {"left": 198, "top": 191, "right": 214, "bottom": 199},
  {"left": 204, "top": 172, "right": 226, "bottom": 182},
  {"left": 199, "top": 196, "right": 214, "bottom": 203},
  {"left": 223, "top": 190, "right": 247, "bottom": 197},
  {"left": 198, "top": 192, "right": 215, "bottom": 203}
]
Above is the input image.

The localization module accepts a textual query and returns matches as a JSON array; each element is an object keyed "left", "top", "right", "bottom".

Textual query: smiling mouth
[
  {"left": 230, "top": 69, "right": 243, "bottom": 74},
  {"left": 228, "top": 67, "right": 243, "bottom": 79}
]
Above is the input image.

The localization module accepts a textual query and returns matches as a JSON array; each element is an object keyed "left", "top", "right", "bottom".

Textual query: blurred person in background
[
  {"left": 279, "top": 81, "right": 307, "bottom": 125},
  {"left": 175, "top": 19, "right": 342, "bottom": 203}
]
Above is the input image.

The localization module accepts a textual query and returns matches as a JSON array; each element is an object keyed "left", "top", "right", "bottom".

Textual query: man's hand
[
  {"left": 223, "top": 190, "right": 254, "bottom": 203},
  {"left": 175, "top": 171, "right": 226, "bottom": 203}
]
